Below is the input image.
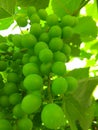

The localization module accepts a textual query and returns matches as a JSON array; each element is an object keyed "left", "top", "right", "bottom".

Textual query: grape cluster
[{"left": 0, "top": 6, "right": 78, "bottom": 130}]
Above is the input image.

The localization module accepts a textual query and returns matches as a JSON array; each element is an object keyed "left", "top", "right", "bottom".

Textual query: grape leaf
[
  {"left": 73, "top": 16, "right": 97, "bottom": 42},
  {"left": 0, "top": 0, "right": 16, "bottom": 19},
  {"left": 17, "top": 0, "right": 49, "bottom": 9},
  {"left": 51, "top": 0, "right": 82, "bottom": 18}
]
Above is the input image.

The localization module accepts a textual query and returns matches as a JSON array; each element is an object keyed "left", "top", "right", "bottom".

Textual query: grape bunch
[{"left": 0, "top": 6, "right": 78, "bottom": 130}]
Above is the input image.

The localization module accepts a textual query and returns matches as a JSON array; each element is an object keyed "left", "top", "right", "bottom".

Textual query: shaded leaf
[
  {"left": 80, "top": 50, "right": 92, "bottom": 59},
  {"left": 0, "top": 0, "right": 16, "bottom": 19}
]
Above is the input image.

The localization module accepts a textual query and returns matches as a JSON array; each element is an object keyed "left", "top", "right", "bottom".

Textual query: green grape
[
  {"left": 22, "top": 63, "right": 39, "bottom": 76},
  {"left": 66, "top": 76, "right": 78, "bottom": 92},
  {"left": 39, "top": 32, "right": 49, "bottom": 43},
  {"left": 0, "top": 119, "right": 12, "bottom": 130},
  {"left": 62, "top": 44, "right": 71, "bottom": 56},
  {"left": 39, "top": 48, "right": 53, "bottom": 63},
  {"left": 49, "top": 37, "right": 63, "bottom": 51},
  {"left": 49, "top": 25, "right": 62, "bottom": 38},
  {"left": 61, "top": 15, "right": 75, "bottom": 27},
  {"left": 15, "top": 14, "right": 28, "bottom": 27},
  {"left": 0, "top": 95, "right": 10, "bottom": 107},
  {"left": 94, "top": 100, "right": 98, "bottom": 117},
  {"left": 52, "top": 77, "right": 68, "bottom": 95},
  {"left": 0, "top": 60, "right": 7, "bottom": 71},
  {"left": 12, "top": 34, "right": 22, "bottom": 48},
  {"left": 40, "top": 62, "right": 52, "bottom": 75},
  {"left": 41, "top": 103, "right": 65, "bottom": 129},
  {"left": 30, "top": 23, "right": 42, "bottom": 37},
  {"left": 29, "top": 55, "right": 39, "bottom": 64},
  {"left": 30, "top": 14, "right": 40, "bottom": 23},
  {"left": 17, "top": 117, "right": 33, "bottom": 130},
  {"left": 21, "top": 34, "right": 37, "bottom": 48},
  {"left": 62, "top": 26, "right": 73, "bottom": 39},
  {"left": 34, "top": 41, "right": 48, "bottom": 56},
  {"left": 38, "top": 9, "right": 48, "bottom": 20},
  {"left": 53, "top": 51, "right": 67, "bottom": 62},
  {"left": 3, "top": 82, "right": 18, "bottom": 95},
  {"left": 9, "top": 93, "right": 22, "bottom": 105},
  {"left": 13, "top": 103, "right": 26, "bottom": 118},
  {"left": 0, "top": 43, "right": 9, "bottom": 51},
  {"left": 23, "top": 74, "right": 43, "bottom": 91},
  {"left": 21, "top": 94, "right": 42, "bottom": 114},
  {"left": 52, "top": 61, "right": 66, "bottom": 76},
  {"left": 46, "top": 14, "right": 58, "bottom": 26},
  {"left": 7, "top": 72, "right": 19, "bottom": 83},
  {"left": 27, "top": 6, "right": 37, "bottom": 18},
  {"left": 22, "top": 54, "right": 30, "bottom": 64}
]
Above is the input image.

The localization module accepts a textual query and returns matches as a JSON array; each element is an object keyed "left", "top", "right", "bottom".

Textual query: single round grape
[
  {"left": 30, "top": 23, "right": 42, "bottom": 37},
  {"left": 46, "top": 14, "right": 58, "bottom": 26},
  {"left": 66, "top": 76, "right": 78, "bottom": 92},
  {"left": 39, "top": 48, "right": 53, "bottom": 63},
  {"left": 41, "top": 103, "right": 65, "bottom": 129},
  {"left": 62, "top": 44, "right": 71, "bottom": 56},
  {"left": 21, "top": 94, "right": 42, "bottom": 114},
  {"left": 15, "top": 14, "right": 27, "bottom": 27},
  {"left": 17, "top": 117, "right": 33, "bottom": 130},
  {"left": 0, "top": 43, "right": 9, "bottom": 51},
  {"left": 22, "top": 54, "right": 30, "bottom": 64},
  {"left": 53, "top": 51, "right": 67, "bottom": 62},
  {"left": 52, "top": 61, "right": 66, "bottom": 75},
  {"left": 49, "top": 25, "right": 62, "bottom": 38},
  {"left": 13, "top": 103, "right": 26, "bottom": 118},
  {"left": 12, "top": 34, "right": 22, "bottom": 48},
  {"left": 62, "top": 26, "right": 73, "bottom": 39},
  {"left": 34, "top": 41, "right": 48, "bottom": 56},
  {"left": 49, "top": 37, "right": 63, "bottom": 51},
  {"left": 23, "top": 74, "right": 43, "bottom": 91},
  {"left": 22, "top": 63, "right": 39, "bottom": 76},
  {"left": 7, "top": 72, "right": 19, "bottom": 83},
  {"left": 9, "top": 93, "right": 22, "bottom": 105},
  {"left": 0, "top": 119, "right": 12, "bottom": 130},
  {"left": 52, "top": 77, "right": 68, "bottom": 95},
  {"left": 30, "top": 14, "right": 40, "bottom": 23},
  {"left": 0, "top": 61, "right": 7, "bottom": 71},
  {"left": 39, "top": 32, "right": 49, "bottom": 43},
  {"left": 27, "top": 6, "right": 37, "bottom": 18},
  {"left": 21, "top": 34, "right": 37, "bottom": 48},
  {"left": 0, "top": 95, "right": 9, "bottom": 107},
  {"left": 38, "top": 9, "right": 48, "bottom": 20},
  {"left": 29, "top": 55, "right": 39, "bottom": 64}
]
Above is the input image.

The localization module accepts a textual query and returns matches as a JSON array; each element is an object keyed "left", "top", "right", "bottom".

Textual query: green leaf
[
  {"left": 17, "top": 0, "right": 49, "bottom": 9},
  {"left": 67, "top": 67, "right": 90, "bottom": 80},
  {"left": 73, "top": 16, "right": 97, "bottom": 42},
  {"left": 0, "top": 35, "right": 7, "bottom": 42},
  {"left": 0, "top": 0, "right": 16, "bottom": 19},
  {"left": 80, "top": 50, "right": 92, "bottom": 59},
  {"left": 0, "top": 17, "right": 13, "bottom": 30},
  {"left": 51, "top": 0, "right": 82, "bottom": 18}
]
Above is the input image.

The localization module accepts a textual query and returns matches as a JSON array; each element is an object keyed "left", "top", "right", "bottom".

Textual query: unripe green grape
[
  {"left": 39, "top": 32, "right": 49, "bottom": 43},
  {"left": 21, "top": 94, "right": 42, "bottom": 114},
  {"left": 53, "top": 51, "right": 67, "bottom": 62},
  {"left": 0, "top": 119, "right": 12, "bottom": 130},
  {"left": 27, "top": 6, "right": 37, "bottom": 18},
  {"left": 34, "top": 41, "right": 48, "bottom": 56},
  {"left": 0, "top": 60, "right": 7, "bottom": 71},
  {"left": 52, "top": 77, "right": 68, "bottom": 95},
  {"left": 52, "top": 61, "right": 66, "bottom": 76},
  {"left": 38, "top": 9, "right": 48, "bottom": 20},
  {"left": 7, "top": 72, "right": 19, "bottom": 83},
  {"left": 0, "top": 95, "right": 10, "bottom": 107},
  {"left": 15, "top": 14, "right": 27, "bottom": 27},
  {"left": 17, "top": 117, "right": 33, "bottom": 130},
  {"left": 49, "top": 37, "right": 63, "bottom": 51},
  {"left": 29, "top": 55, "right": 39, "bottom": 64},
  {"left": 39, "top": 48, "right": 53, "bottom": 63},
  {"left": 12, "top": 34, "right": 22, "bottom": 48},
  {"left": 23, "top": 74, "right": 43, "bottom": 91},
  {"left": 62, "top": 26, "right": 73, "bottom": 39},
  {"left": 0, "top": 43, "right": 9, "bottom": 51},
  {"left": 9, "top": 93, "right": 22, "bottom": 105},
  {"left": 3, "top": 82, "right": 18, "bottom": 95},
  {"left": 40, "top": 62, "right": 52, "bottom": 75},
  {"left": 46, "top": 14, "right": 58, "bottom": 26},
  {"left": 21, "top": 34, "right": 37, "bottom": 48},
  {"left": 62, "top": 44, "right": 71, "bottom": 56},
  {"left": 22, "top": 54, "right": 30, "bottom": 64},
  {"left": 66, "top": 76, "right": 78, "bottom": 92},
  {"left": 30, "top": 14, "right": 40, "bottom": 23},
  {"left": 13, "top": 103, "right": 26, "bottom": 118},
  {"left": 30, "top": 23, "right": 42, "bottom": 37},
  {"left": 22, "top": 63, "right": 39, "bottom": 76},
  {"left": 41, "top": 103, "right": 65, "bottom": 129},
  {"left": 49, "top": 25, "right": 62, "bottom": 38}
]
